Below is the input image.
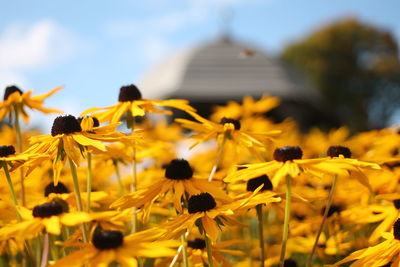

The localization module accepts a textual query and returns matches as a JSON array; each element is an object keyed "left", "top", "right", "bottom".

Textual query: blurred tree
[{"left": 281, "top": 18, "right": 400, "bottom": 131}]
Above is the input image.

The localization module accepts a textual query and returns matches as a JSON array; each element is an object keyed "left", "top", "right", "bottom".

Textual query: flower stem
[
  {"left": 34, "top": 237, "right": 42, "bottom": 267},
  {"left": 256, "top": 204, "right": 265, "bottom": 267},
  {"left": 306, "top": 175, "right": 338, "bottom": 267},
  {"left": 86, "top": 152, "right": 92, "bottom": 213},
  {"left": 279, "top": 175, "right": 292, "bottom": 267},
  {"left": 49, "top": 234, "right": 59, "bottom": 261},
  {"left": 2, "top": 162, "right": 22, "bottom": 222},
  {"left": 181, "top": 233, "right": 189, "bottom": 267},
  {"left": 130, "top": 118, "right": 138, "bottom": 234},
  {"left": 0, "top": 254, "right": 10, "bottom": 267},
  {"left": 61, "top": 227, "right": 71, "bottom": 256},
  {"left": 113, "top": 160, "right": 125, "bottom": 196},
  {"left": 168, "top": 245, "right": 183, "bottom": 267},
  {"left": 0, "top": 162, "right": 33, "bottom": 266},
  {"left": 208, "top": 135, "right": 226, "bottom": 181},
  {"left": 40, "top": 234, "right": 49, "bottom": 267},
  {"left": 204, "top": 234, "right": 214, "bottom": 267},
  {"left": 68, "top": 157, "right": 88, "bottom": 242},
  {"left": 13, "top": 108, "right": 25, "bottom": 206}
]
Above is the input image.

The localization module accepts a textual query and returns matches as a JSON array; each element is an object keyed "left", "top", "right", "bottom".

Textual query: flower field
[{"left": 0, "top": 84, "right": 398, "bottom": 267}]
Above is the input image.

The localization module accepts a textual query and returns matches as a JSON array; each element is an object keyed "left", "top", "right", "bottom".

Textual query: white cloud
[{"left": 0, "top": 19, "right": 81, "bottom": 91}]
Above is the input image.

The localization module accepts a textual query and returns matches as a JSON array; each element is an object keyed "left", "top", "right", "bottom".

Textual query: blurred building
[{"left": 139, "top": 36, "right": 338, "bottom": 130}]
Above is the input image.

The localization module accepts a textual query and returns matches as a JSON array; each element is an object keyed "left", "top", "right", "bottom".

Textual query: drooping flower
[
  {"left": 0, "top": 201, "right": 90, "bottom": 239},
  {"left": 52, "top": 230, "right": 179, "bottom": 267},
  {"left": 23, "top": 115, "right": 139, "bottom": 184},
  {"left": 226, "top": 146, "right": 335, "bottom": 187},
  {"left": 111, "top": 159, "right": 232, "bottom": 220},
  {"left": 176, "top": 110, "right": 280, "bottom": 151},
  {"left": 0, "top": 85, "right": 63, "bottom": 123},
  {"left": 332, "top": 219, "right": 400, "bottom": 266},
  {"left": 210, "top": 94, "right": 280, "bottom": 122},
  {"left": 159, "top": 189, "right": 280, "bottom": 242},
  {"left": 81, "top": 84, "right": 195, "bottom": 124}
]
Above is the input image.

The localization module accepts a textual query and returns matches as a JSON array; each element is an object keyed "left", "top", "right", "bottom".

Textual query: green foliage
[{"left": 281, "top": 18, "right": 400, "bottom": 131}]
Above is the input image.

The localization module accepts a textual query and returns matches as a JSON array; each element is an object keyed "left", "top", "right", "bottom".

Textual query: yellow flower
[
  {"left": 302, "top": 127, "right": 350, "bottom": 158},
  {"left": 177, "top": 110, "right": 280, "bottom": 150},
  {"left": 0, "top": 145, "right": 42, "bottom": 165},
  {"left": 322, "top": 146, "right": 381, "bottom": 190},
  {"left": 52, "top": 230, "right": 179, "bottom": 267},
  {"left": 0, "top": 201, "right": 90, "bottom": 239},
  {"left": 340, "top": 194, "right": 400, "bottom": 244},
  {"left": 111, "top": 159, "right": 232, "bottom": 221},
  {"left": 332, "top": 219, "right": 400, "bottom": 266},
  {"left": 288, "top": 232, "right": 352, "bottom": 258},
  {"left": 159, "top": 188, "right": 280, "bottom": 242},
  {"left": 81, "top": 84, "right": 195, "bottom": 124},
  {"left": 210, "top": 95, "right": 280, "bottom": 122},
  {"left": 226, "top": 146, "right": 340, "bottom": 187},
  {"left": 0, "top": 85, "right": 63, "bottom": 122},
  {"left": 23, "top": 115, "right": 138, "bottom": 184}
]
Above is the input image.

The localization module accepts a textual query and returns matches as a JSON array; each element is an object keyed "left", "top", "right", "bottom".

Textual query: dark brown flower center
[
  {"left": 187, "top": 238, "right": 206, "bottom": 249},
  {"left": 294, "top": 214, "right": 306, "bottom": 221},
  {"left": 393, "top": 199, "right": 400, "bottom": 209},
  {"left": 0, "top": 145, "right": 16, "bottom": 157},
  {"left": 246, "top": 175, "right": 273, "bottom": 192},
  {"left": 44, "top": 182, "right": 69, "bottom": 197},
  {"left": 188, "top": 193, "right": 216, "bottom": 214},
  {"left": 92, "top": 231, "right": 124, "bottom": 250},
  {"left": 77, "top": 116, "right": 100, "bottom": 127},
  {"left": 327, "top": 146, "right": 351, "bottom": 158},
  {"left": 33, "top": 202, "right": 64, "bottom": 218},
  {"left": 219, "top": 117, "right": 241, "bottom": 130},
  {"left": 4, "top": 85, "right": 23, "bottom": 100},
  {"left": 284, "top": 259, "right": 298, "bottom": 267},
  {"left": 51, "top": 115, "right": 82, "bottom": 136},
  {"left": 118, "top": 84, "right": 142, "bottom": 102},
  {"left": 165, "top": 159, "right": 193, "bottom": 180},
  {"left": 321, "top": 205, "right": 342, "bottom": 217},
  {"left": 273, "top": 146, "right": 303, "bottom": 162},
  {"left": 394, "top": 219, "right": 400, "bottom": 240}
]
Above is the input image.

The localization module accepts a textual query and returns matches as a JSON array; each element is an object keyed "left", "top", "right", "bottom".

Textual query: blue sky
[{"left": 1, "top": 0, "right": 399, "bottom": 129}]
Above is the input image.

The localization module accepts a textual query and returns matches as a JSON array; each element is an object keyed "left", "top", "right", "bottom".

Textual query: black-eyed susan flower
[
  {"left": 177, "top": 111, "right": 280, "bottom": 181},
  {"left": 81, "top": 84, "right": 195, "bottom": 124},
  {"left": 159, "top": 190, "right": 280, "bottom": 243},
  {"left": 111, "top": 159, "right": 232, "bottom": 221},
  {"left": 0, "top": 145, "right": 43, "bottom": 220},
  {"left": 0, "top": 145, "right": 41, "bottom": 167},
  {"left": 52, "top": 230, "right": 179, "bottom": 267},
  {"left": 0, "top": 85, "right": 63, "bottom": 123},
  {"left": 227, "top": 146, "right": 350, "bottom": 266},
  {"left": 176, "top": 110, "right": 280, "bottom": 151},
  {"left": 340, "top": 195, "right": 400, "bottom": 244},
  {"left": 332, "top": 219, "right": 400, "bottom": 267},
  {"left": 210, "top": 94, "right": 280, "bottom": 122},
  {"left": 226, "top": 146, "right": 337, "bottom": 187},
  {"left": 323, "top": 146, "right": 381, "bottom": 190},
  {"left": 24, "top": 115, "right": 137, "bottom": 184},
  {"left": 0, "top": 201, "right": 90, "bottom": 240},
  {"left": 307, "top": 146, "right": 381, "bottom": 266}
]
